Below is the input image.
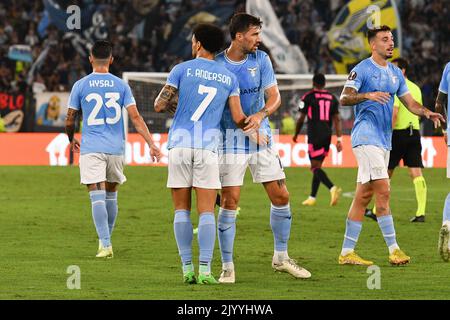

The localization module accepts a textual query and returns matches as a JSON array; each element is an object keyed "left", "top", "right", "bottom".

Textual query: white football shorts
[
  {"left": 79, "top": 153, "right": 126, "bottom": 185},
  {"left": 219, "top": 147, "right": 286, "bottom": 187},
  {"left": 167, "top": 148, "right": 221, "bottom": 189},
  {"left": 353, "top": 145, "right": 390, "bottom": 184}
]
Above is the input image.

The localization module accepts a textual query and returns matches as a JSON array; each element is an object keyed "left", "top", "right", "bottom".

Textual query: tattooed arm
[
  {"left": 339, "top": 87, "right": 390, "bottom": 106},
  {"left": 65, "top": 108, "right": 80, "bottom": 152},
  {"left": 154, "top": 84, "right": 178, "bottom": 114}
]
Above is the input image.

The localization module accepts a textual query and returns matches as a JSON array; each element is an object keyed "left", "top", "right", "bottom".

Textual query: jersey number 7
[{"left": 190, "top": 84, "right": 217, "bottom": 122}]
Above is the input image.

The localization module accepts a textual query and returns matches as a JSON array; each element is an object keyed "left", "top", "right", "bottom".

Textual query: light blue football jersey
[
  {"left": 344, "top": 57, "right": 409, "bottom": 150},
  {"left": 215, "top": 50, "right": 277, "bottom": 153},
  {"left": 68, "top": 72, "right": 135, "bottom": 155},
  {"left": 438, "top": 62, "right": 450, "bottom": 146},
  {"left": 166, "top": 57, "right": 239, "bottom": 152}
]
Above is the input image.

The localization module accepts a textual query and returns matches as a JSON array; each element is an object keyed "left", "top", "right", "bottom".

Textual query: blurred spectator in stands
[{"left": 281, "top": 111, "right": 296, "bottom": 135}]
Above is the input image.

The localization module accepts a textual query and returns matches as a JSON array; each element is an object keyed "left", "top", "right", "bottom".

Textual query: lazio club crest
[{"left": 248, "top": 67, "right": 257, "bottom": 77}]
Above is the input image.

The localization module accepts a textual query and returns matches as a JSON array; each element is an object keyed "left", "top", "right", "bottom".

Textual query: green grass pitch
[{"left": 0, "top": 166, "right": 449, "bottom": 299}]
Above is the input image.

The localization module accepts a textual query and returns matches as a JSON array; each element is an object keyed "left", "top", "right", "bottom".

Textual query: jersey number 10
[
  {"left": 86, "top": 92, "right": 121, "bottom": 126},
  {"left": 190, "top": 85, "right": 217, "bottom": 122}
]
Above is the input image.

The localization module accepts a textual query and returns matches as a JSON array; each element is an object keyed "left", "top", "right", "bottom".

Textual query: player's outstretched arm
[
  {"left": 154, "top": 84, "right": 178, "bottom": 114},
  {"left": 65, "top": 108, "right": 80, "bottom": 152},
  {"left": 340, "top": 87, "right": 390, "bottom": 105},
  {"left": 399, "top": 93, "right": 445, "bottom": 129},
  {"left": 332, "top": 113, "right": 343, "bottom": 152},
  {"left": 435, "top": 91, "right": 448, "bottom": 130},
  {"left": 128, "top": 105, "right": 162, "bottom": 162},
  {"left": 293, "top": 113, "right": 306, "bottom": 143}
]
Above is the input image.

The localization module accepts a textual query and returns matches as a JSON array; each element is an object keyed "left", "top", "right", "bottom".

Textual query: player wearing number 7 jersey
[
  {"left": 154, "top": 23, "right": 261, "bottom": 285},
  {"left": 65, "top": 40, "right": 162, "bottom": 259}
]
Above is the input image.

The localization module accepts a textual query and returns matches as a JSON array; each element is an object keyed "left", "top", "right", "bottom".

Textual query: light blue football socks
[
  {"left": 198, "top": 213, "right": 216, "bottom": 274},
  {"left": 270, "top": 203, "right": 292, "bottom": 252},
  {"left": 106, "top": 191, "right": 118, "bottom": 236},
  {"left": 218, "top": 207, "right": 237, "bottom": 264},
  {"left": 341, "top": 218, "right": 362, "bottom": 255},
  {"left": 377, "top": 214, "right": 399, "bottom": 253},
  {"left": 90, "top": 190, "right": 111, "bottom": 248},
  {"left": 443, "top": 193, "right": 450, "bottom": 225},
  {"left": 173, "top": 209, "right": 193, "bottom": 265}
]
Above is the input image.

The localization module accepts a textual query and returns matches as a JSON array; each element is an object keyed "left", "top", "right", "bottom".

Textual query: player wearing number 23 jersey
[
  {"left": 66, "top": 40, "right": 161, "bottom": 260},
  {"left": 68, "top": 72, "right": 135, "bottom": 155}
]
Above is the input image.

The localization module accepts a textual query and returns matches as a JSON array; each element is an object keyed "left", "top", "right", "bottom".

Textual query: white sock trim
[
  {"left": 271, "top": 203, "right": 290, "bottom": 210},
  {"left": 344, "top": 235, "right": 358, "bottom": 242},
  {"left": 92, "top": 200, "right": 106, "bottom": 205},
  {"left": 388, "top": 244, "right": 400, "bottom": 254},
  {"left": 340, "top": 248, "right": 354, "bottom": 256},
  {"left": 222, "top": 262, "right": 234, "bottom": 270}
]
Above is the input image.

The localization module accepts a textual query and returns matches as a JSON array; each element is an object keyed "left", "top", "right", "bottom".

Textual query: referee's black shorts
[{"left": 388, "top": 129, "right": 424, "bottom": 170}]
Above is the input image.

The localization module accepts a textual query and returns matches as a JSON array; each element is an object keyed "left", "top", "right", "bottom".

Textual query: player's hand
[
  {"left": 247, "top": 130, "right": 269, "bottom": 146},
  {"left": 150, "top": 145, "right": 162, "bottom": 162},
  {"left": 365, "top": 92, "right": 391, "bottom": 104},
  {"left": 71, "top": 138, "right": 80, "bottom": 153},
  {"left": 336, "top": 141, "right": 343, "bottom": 152},
  {"left": 292, "top": 135, "right": 298, "bottom": 143},
  {"left": 243, "top": 112, "right": 264, "bottom": 132},
  {"left": 424, "top": 109, "right": 446, "bottom": 129}
]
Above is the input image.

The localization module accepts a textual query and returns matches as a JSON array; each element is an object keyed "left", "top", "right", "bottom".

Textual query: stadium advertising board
[{"left": 0, "top": 133, "right": 446, "bottom": 168}]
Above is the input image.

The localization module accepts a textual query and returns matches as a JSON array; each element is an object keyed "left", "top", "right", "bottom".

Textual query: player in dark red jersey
[{"left": 293, "top": 73, "right": 343, "bottom": 206}]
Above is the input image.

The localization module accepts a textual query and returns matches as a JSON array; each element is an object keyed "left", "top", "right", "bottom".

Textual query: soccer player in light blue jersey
[
  {"left": 65, "top": 40, "right": 161, "bottom": 259},
  {"left": 436, "top": 61, "right": 450, "bottom": 261},
  {"left": 215, "top": 13, "right": 311, "bottom": 283},
  {"left": 338, "top": 25, "right": 444, "bottom": 266},
  {"left": 154, "top": 24, "right": 260, "bottom": 284}
]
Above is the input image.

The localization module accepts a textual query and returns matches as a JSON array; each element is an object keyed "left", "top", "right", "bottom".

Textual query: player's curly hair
[{"left": 192, "top": 23, "right": 225, "bottom": 54}]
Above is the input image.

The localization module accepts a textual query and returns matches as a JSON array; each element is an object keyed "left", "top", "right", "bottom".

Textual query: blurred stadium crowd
[{"left": 0, "top": 0, "right": 448, "bottom": 132}]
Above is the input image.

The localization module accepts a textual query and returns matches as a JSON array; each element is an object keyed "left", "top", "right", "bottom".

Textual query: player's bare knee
[
  {"left": 360, "top": 190, "right": 373, "bottom": 204},
  {"left": 376, "top": 189, "right": 390, "bottom": 206},
  {"left": 222, "top": 196, "right": 239, "bottom": 210},
  {"left": 272, "top": 190, "right": 290, "bottom": 206}
]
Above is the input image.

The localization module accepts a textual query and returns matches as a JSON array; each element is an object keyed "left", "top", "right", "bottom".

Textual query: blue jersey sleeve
[
  {"left": 344, "top": 64, "right": 364, "bottom": 91},
  {"left": 229, "top": 73, "right": 240, "bottom": 97},
  {"left": 439, "top": 63, "right": 449, "bottom": 94},
  {"left": 68, "top": 81, "right": 81, "bottom": 110},
  {"left": 396, "top": 70, "right": 409, "bottom": 97},
  {"left": 166, "top": 64, "right": 183, "bottom": 89},
  {"left": 260, "top": 52, "right": 277, "bottom": 90},
  {"left": 123, "top": 83, "right": 136, "bottom": 108}
]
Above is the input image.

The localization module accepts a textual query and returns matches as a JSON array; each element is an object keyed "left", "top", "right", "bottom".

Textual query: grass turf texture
[{"left": 0, "top": 166, "right": 449, "bottom": 299}]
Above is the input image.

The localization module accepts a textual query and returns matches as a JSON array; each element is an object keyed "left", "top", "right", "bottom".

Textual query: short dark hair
[
  {"left": 391, "top": 57, "right": 408, "bottom": 73},
  {"left": 229, "top": 13, "right": 262, "bottom": 40},
  {"left": 193, "top": 23, "right": 225, "bottom": 54},
  {"left": 313, "top": 73, "right": 326, "bottom": 88},
  {"left": 367, "top": 25, "right": 391, "bottom": 43},
  {"left": 91, "top": 40, "right": 112, "bottom": 59}
]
